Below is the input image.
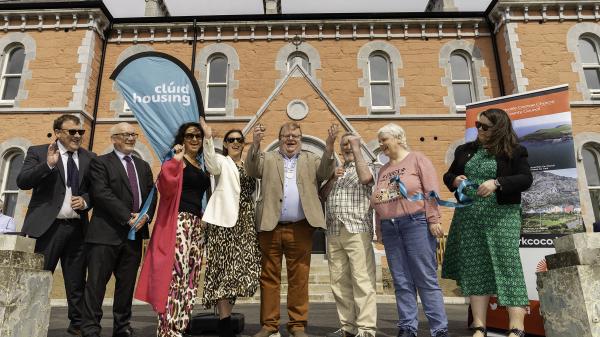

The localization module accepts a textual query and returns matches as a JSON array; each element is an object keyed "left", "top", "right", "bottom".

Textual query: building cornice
[
  {"left": 0, "top": 8, "right": 110, "bottom": 39},
  {"left": 109, "top": 18, "right": 491, "bottom": 44},
  {"left": 489, "top": 1, "right": 600, "bottom": 33}
]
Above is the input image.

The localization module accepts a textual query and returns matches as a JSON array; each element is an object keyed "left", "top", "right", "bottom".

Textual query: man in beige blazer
[{"left": 246, "top": 121, "right": 338, "bottom": 337}]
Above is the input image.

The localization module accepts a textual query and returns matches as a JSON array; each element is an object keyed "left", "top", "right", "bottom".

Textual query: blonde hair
[{"left": 377, "top": 123, "right": 408, "bottom": 148}]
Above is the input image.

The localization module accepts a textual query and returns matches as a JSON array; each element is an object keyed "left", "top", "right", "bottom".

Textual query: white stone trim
[
  {"left": 439, "top": 40, "right": 490, "bottom": 113},
  {"left": 567, "top": 22, "right": 600, "bottom": 102},
  {"left": 490, "top": 3, "right": 600, "bottom": 32},
  {"left": 0, "top": 11, "right": 109, "bottom": 39},
  {"left": 357, "top": 41, "right": 405, "bottom": 115},
  {"left": 0, "top": 137, "right": 32, "bottom": 229},
  {"left": 444, "top": 138, "right": 466, "bottom": 166},
  {"left": 502, "top": 22, "right": 528, "bottom": 94},
  {"left": 196, "top": 43, "right": 240, "bottom": 117},
  {"left": 68, "top": 30, "right": 96, "bottom": 110},
  {"left": 574, "top": 132, "right": 600, "bottom": 231},
  {"left": 0, "top": 33, "right": 36, "bottom": 108},
  {"left": 275, "top": 41, "right": 321, "bottom": 85},
  {"left": 243, "top": 64, "right": 376, "bottom": 161},
  {"left": 109, "top": 45, "right": 155, "bottom": 118}
]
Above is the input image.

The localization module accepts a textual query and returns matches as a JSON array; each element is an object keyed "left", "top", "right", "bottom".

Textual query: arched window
[
  {"left": 0, "top": 44, "right": 25, "bottom": 103},
  {"left": 1, "top": 150, "right": 24, "bottom": 216},
  {"left": 287, "top": 51, "right": 310, "bottom": 73},
  {"left": 368, "top": 53, "right": 393, "bottom": 109},
  {"left": 582, "top": 144, "right": 600, "bottom": 222},
  {"left": 450, "top": 51, "right": 475, "bottom": 107},
  {"left": 206, "top": 54, "right": 228, "bottom": 110},
  {"left": 578, "top": 36, "right": 600, "bottom": 95}
]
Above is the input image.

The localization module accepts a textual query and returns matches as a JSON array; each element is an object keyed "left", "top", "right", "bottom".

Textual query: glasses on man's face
[
  {"left": 225, "top": 137, "right": 244, "bottom": 144},
  {"left": 60, "top": 129, "right": 85, "bottom": 136},
  {"left": 184, "top": 133, "right": 203, "bottom": 141},
  {"left": 280, "top": 134, "right": 301, "bottom": 140},
  {"left": 475, "top": 121, "right": 492, "bottom": 132},
  {"left": 113, "top": 132, "right": 139, "bottom": 139}
]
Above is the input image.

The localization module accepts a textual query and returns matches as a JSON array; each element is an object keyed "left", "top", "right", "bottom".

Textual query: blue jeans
[{"left": 381, "top": 213, "right": 448, "bottom": 336}]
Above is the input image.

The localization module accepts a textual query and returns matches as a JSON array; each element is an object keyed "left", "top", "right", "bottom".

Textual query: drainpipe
[{"left": 88, "top": 22, "right": 112, "bottom": 151}]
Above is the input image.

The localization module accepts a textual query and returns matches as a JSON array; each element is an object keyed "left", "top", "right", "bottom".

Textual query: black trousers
[
  {"left": 34, "top": 218, "right": 86, "bottom": 328},
  {"left": 80, "top": 239, "right": 142, "bottom": 337}
]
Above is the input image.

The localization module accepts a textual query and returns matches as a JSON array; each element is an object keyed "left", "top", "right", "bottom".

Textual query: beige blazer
[
  {"left": 201, "top": 137, "right": 241, "bottom": 228},
  {"left": 245, "top": 143, "right": 335, "bottom": 231}
]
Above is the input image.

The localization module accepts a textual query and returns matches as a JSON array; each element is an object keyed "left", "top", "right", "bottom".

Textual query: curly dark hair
[
  {"left": 222, "top": 129, "right": 244, "bottom": 156},
  {"left": 478, "top": 108, "right": 519, "bottom": 158},
  {"left": 172, "top": 122, "right": 204, "bottom": 152}
]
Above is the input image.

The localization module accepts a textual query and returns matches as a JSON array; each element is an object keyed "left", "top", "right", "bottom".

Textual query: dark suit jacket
[
  {"left": 87, "top": 151, "right": 157, "bottom": 245},
  {"left": 17, "top": 144, "right": 96, "bottom": 238},
  {"left": 443, "top": 141, "right": 533, "bottom": 205}
]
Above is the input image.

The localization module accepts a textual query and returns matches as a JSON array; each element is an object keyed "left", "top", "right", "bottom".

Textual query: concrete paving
[{"left": 48, "top": 303, "right": 483, "bottom": 337}]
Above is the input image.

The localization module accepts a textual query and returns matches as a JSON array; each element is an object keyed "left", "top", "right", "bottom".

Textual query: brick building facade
[{"left": 0, "top": 0, "right": 599, "bottom": 238}]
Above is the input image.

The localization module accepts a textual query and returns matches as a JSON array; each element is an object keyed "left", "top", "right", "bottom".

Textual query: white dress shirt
[{"left": 54, "top": 141, "right": 79, "bottom": 219}]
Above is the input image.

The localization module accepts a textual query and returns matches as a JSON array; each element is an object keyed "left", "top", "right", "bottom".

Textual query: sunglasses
[
  {"left": 475, "top": 121, "right": 492, "bottom": 132},
  {"left": 184, "top": 133, "right": 203, "bottom": 141},
  {"left": 60, "top": 129, "right": 85, "bottom": 136},
  {"left": 225, "top": 137, "right": 244, "bottom": 144}
]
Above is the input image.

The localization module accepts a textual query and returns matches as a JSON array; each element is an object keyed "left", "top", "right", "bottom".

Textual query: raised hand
[
  {"left": 326, "top": 124, "right": 340, "bottom": 148},
  {"left": 173, "top": 144, "right": 184, "bottom": 162},
  {"left": 347, "top": 135, "right": 361, "bottom": 149},
  {"left": 253, "top": 123, "right": 266, "bottom": 147},
  {"left": 453, "top": 175, "right": 467, "bottom": 188},
  {"left": 47, "top": 142, "right": 59, "bottom": 168},
  {"left": 334, "top": 166, "right": 345, "bottom": 178},
  {"left": 199, "top": 117, "right": 212, "bottom": 139}
]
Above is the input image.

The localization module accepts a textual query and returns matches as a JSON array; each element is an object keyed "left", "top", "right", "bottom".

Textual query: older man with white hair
[{"left": 0, "top": 198, "right": 16, "bottom": 233}]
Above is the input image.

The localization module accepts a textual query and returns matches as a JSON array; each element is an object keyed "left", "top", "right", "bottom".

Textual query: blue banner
[{"left": 110, "top": 52, "right": 204, "bottom": 161}]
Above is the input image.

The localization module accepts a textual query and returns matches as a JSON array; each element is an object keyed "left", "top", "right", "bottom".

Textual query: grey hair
[
  {"left": 110, "top": 122, "right": 133, "bottom": 136},
  {"left": 377, "top": 123, "right": 408, "bottom": 148}
]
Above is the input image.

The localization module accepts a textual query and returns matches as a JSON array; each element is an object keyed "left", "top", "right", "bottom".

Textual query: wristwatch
[{"left": 494, "top": 179, "right": 502, "bottom": 190}]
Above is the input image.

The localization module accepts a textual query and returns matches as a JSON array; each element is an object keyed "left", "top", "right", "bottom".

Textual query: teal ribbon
[{"left": 389, "top": 176, "right": 479, "bottom": 208}]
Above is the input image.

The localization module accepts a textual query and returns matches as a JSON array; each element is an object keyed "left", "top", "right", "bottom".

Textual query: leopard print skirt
[{"left": 157, "top": 212, "right": 205, "bottom": 337}]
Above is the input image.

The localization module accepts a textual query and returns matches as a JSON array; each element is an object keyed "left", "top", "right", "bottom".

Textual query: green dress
[{"left": 442, "top": 148, "right": 529, "bottom": 307}]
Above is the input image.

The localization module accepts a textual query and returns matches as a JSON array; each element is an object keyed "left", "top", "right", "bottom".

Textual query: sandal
[
  {"left": 508, "top": 328, "right": 525, "bottom": 337},
  {"left": 471, "top": 326, "right": 487, "bottom": 337}
]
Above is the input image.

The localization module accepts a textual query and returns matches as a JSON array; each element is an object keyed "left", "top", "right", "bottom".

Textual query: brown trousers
[{"left": 258, "top": 219, "right": 315, "bottom": 332}]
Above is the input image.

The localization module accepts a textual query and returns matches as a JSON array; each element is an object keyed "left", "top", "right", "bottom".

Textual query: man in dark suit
[
  {"left": 80, "top": 122, "right": 157, "bottom": 337},
  {"left": 17, "top": 113, "right": 95, "bottom": 336}
]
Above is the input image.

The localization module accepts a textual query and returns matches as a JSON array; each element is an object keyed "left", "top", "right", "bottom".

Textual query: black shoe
[
  {"left": 112, "top": 327, "right": 136, "bottom": 337},
  {"left": 433, "top": 330, "right": 449, "bottom": 337},
  {"left": 219, "top": 316, "right": 236, "bottom": 337},
  {"left": 397, "top": 329, "right": 416, "bottom": 337},
  {"left": 67, "top": 325, "right": 81, "bottom": 336}
]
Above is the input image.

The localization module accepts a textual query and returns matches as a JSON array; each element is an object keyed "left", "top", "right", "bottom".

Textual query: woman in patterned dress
[
  {"left": 135, "top": 122, "right": 211, "bottom": 337},
  {"left": 200, "top": 119, "right": 261, "bottom": 337},
  {"left": 442, "top": 108, "right": 533, "bottom": 337}
]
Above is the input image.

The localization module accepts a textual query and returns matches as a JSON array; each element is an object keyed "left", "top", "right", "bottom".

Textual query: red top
[{"left": 135, "top": 158, "right": 183, "bottom": 314}]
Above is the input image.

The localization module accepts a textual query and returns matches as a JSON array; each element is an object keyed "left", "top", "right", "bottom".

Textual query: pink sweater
[{"left": 370, "top": 151, "right": 441, "bottom": 225}]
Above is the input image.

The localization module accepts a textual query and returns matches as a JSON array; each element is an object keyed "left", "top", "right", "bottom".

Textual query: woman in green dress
[{"left": 442, "top": 108, "right": 533, "bottom": 337}]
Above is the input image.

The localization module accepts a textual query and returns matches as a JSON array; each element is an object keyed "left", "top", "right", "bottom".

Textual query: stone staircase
[{"left": 236, "top": 254, "right": 386, "bottom": 304}]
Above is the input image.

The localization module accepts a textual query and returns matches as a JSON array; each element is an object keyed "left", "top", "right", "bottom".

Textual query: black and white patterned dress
[{"left": 202, "top": 163, "right": 261, "bottom": 308}]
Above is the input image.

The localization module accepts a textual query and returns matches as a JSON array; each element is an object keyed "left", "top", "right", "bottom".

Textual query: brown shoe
[{"left": 252, "top": 327, "right": 281, "bottom": 337}]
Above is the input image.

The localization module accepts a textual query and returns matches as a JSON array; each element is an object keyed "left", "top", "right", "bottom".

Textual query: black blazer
[
  {"left": 87, "top": 151, "right": 157, "bottom": 245},
  {"left": 17, "top": 144, "right": 96, "bottom": 238},
  {"left": 443, "top": 141, "right": 533, "bottom": 205}
]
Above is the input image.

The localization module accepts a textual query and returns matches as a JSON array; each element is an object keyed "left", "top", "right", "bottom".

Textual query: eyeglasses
[
  {"left": 184, "top": 133, "right": 203, "bottom": 141},
  {"left": 60, "top": 129, "right": 86, "bottom": 136},
  {"left": 280, "top": 134, "right": 301, "bottom": 140},
  {"left": 113, "top": 132, "right": 139, "bottom": 139},
  {"left": 475, "top": 121, "right": 492, "bottom": 132},
  {"left": 225, "top": 137, "right": 244, "bottom": 144}
]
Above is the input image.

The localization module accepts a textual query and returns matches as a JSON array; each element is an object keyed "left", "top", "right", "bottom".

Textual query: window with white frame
[
  {"left": 578, "top": 36, "right": 600, "bottom": 97},
  {"left": 287, "top": 51, "right": 310, "bottom": 73},
  {"left": 582, "top": 144, "right": 600, "bottom": 222},
  {"left": 0, "top": 150, "right": 24, "bottom": 217},
  {"left": 368, "top": 53, "right": 393, "bottom": 110},
  {"left": 450, "top": 51, "right": 476, "bottom": 109},
  {"left": 0, "top": 44, "right": 25, "bottom": 104},
  {"left": 206, "top": 54, "right": 228, "bottom": 111}
]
